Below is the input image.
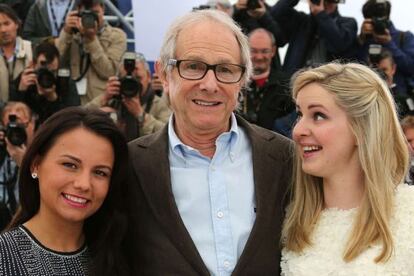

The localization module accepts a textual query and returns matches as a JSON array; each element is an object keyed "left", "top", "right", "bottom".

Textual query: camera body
[
  {"left": 192, "top": 5, "right": 212, "bottom": 11},
  {"left": 35, "top": 64, "right": 56, "bottom": 89},
  {"left": 368, "top": 44, "right": 382, "bottom": 65},
  {"left": 5, "top": 115, "right": 27, "bottom": 147},
  {"left": 372, "top": 17, "right": 390, "bottom": 35},
  {"left": 247, "top": 0, "right": 261, "bottom": 10},
  {"left": 363, "top": 0, "right": 390, "bottom": 34},
  {"left": 310, "top": 0, "right": 345, "bottom": 5},
  {"left": 79, "top": 10, "right": 98, "bottom": 29},
  {"left": 119, "top": 53, "right": 142, "bottom": 98}
]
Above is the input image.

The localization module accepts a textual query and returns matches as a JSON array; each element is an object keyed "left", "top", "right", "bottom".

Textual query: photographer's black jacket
[
  {"left": 238, "top": 69, "right": 295, "bottom": 130},
  {"left": 10, "top": 74, "right": 80, "bottom": 124},
  {"left": 271, "top": 0, "right": 358, "bottom": 74}
]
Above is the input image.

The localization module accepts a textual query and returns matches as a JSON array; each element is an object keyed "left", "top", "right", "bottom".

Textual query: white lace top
[{"left": 281, "top": 184, "right": 414, "bottom": 276}]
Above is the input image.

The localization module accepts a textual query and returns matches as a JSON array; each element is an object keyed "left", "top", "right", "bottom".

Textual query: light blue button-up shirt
[
  {"left": 168, "top": 113, "right": 256, "bottom": 276},
  {"left": 47, "top": 0, "right": 75, "bottom": 36}
]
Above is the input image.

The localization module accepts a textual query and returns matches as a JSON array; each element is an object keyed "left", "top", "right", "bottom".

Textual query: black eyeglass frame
[{"left": 168, "top": 59, "right": 246, "bottom": 84}]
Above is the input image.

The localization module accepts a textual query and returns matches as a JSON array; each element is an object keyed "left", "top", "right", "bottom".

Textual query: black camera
[
  {"left": 310, "top": 0, "right": 345, "bottom": 5},
  {"left": 363, "top": 0, "right": 390, "bottom": 34},
  {"left": 79, "top": 10, "right": 98, "bottom": 29},
  {"left": 247, "top": 0, "right": 261, "bottom": 10},
  {"left": 35, "top": 62, "right": 56, "bottom": 89},
  {"left": 372, "top": 17, "right": 390, "bottom": 35},
  {"left": 119, "top": 52, "right": 142, "bottom": 98},
  {"left": 192, "top": 5, "right": 211, "bottom": 11},
  {"left": 6, "top": 115, "right": 27, "bottom": 146},
  {"left": 368, "top": 44, "right": 382, "bottom": 65}
]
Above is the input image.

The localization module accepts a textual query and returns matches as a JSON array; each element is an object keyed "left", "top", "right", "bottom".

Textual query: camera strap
[
  {"left": 144, "top": 93, "right": 155, "bottom": 114},
  {"left": 73, "top": 44, "right": 90, "bottom": 82},
  {"left": 50, "top": 0, "right": 74, "bottom": 35},
  {"left": 2, "top": 54, "right": 16, "bottom": 83}
]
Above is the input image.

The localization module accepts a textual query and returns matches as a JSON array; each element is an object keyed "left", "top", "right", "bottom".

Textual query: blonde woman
[{"left": 281, "top": 62, "right": 414, "bottom": 275}]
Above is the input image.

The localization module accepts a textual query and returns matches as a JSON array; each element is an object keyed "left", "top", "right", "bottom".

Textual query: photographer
[
  {"left": 10, "top": 42, "right": 80, "bottom": 124},
  {"left": 233, "top": 0, "right": 286, "bottom": 54},
  {"left": 22, "top": 0, "right": 76, "bottom": 46},
  {"left": 0, "top": 4, "right": 32, "bottom": 103},
  {"left": 56, "top": 0, "right": 126, "bottom": 105},
  {"left": 90, "top": 52, "right": 171, "bottom": 140},
  {"left": 238, "top": 28, "right": 294, "bottom": 133},
  {"left": 357, "top": 0, "right": 414, "bottom": 94},
  {"left": 0, "top": 101, "right": 35, "bottom": 230},
  {"left": 368, "top": 46, "right": 414, "bottom": 117},
  {"left": 271, "top": 0, "right": 357, "bottom": 74}
]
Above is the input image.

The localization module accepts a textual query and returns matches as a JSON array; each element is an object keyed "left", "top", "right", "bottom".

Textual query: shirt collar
[
  {"left": 0, "top": 38, "right": 20, "bottom": 59},
  {"left": 168, "top": 113, "right": 240, "bottom": 161}
]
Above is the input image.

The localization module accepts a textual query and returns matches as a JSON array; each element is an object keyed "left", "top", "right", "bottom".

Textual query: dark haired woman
[{"left": 0, "top": 107, "right": 130, "bottom": 275}]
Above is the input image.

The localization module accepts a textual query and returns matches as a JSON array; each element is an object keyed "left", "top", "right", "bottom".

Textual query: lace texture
[{"left": 281, "top": 184, "right": 414, "bottom": 276}]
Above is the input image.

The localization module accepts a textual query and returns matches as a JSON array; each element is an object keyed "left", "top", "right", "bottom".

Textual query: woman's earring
[{"left": 31, "top": 172, "right": 38, "bottom": 179}]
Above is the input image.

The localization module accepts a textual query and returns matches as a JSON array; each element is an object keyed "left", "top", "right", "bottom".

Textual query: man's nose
[{"left": 199, "top": 69, "right": 219, "bottom": 92}]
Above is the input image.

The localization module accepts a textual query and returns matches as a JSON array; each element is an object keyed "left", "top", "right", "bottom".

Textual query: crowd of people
[{"left": 0, "top": 0, "right": 413, "bottom": 275}]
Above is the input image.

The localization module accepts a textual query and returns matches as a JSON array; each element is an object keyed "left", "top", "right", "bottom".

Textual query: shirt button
[
  {"left": 223, "top": 260, "right": 230, "bottom": 268},
  {"left": 211, "top": 166, "right": 216, "bottom": 171},
  {"left": 217, "top": 211, "right": 224, "bottom": 218}
]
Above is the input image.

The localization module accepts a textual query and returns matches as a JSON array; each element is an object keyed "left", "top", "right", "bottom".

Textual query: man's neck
[
  {"left": 1, "top": 42, "right": 16, "bottom": 59},
  {"left": 173, "top": 117, "right": 231, "bottom": 159},
  {"left": 252, "top": 70, "right": 270, "bottom": 81}
]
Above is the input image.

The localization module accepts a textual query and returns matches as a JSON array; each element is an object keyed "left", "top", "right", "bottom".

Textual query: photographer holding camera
[
  {"left": 22, "top": 0, "right": 76, "bottom": 46},
  {"left": 357, "top": 0, "right": 414, "bottom": 95},
  {"left": 0, "top": 4, "right": 32, "bottom": 103},
  {"left": 271, "top": 0, "right": 357, "bottom": 74},
  {"left": 0, "top": 101, "right": 35, "bottom": 230},
  {"left": 90, "top": 52, "right": 171, "bottom": 140},
  {"left": 233, "top": 0, "right": 286, "bottom": 63},
  {"left": 10, "top": 42, "right": 80, "bottom": 124},
  {"left": 368, "top": 46, "right": 414, "bottom": 117},
  {"left": 56, "top": 0, "right": 126, "bottom": 105}
]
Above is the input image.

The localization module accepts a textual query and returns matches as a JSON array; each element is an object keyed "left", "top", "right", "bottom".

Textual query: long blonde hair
[{"left": 283, "top": 62, "right": 409, "bottom": 262}]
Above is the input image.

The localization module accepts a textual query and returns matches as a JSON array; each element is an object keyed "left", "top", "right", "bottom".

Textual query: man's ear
[
  {"left": 271, "top": 45, "right": 277, "bottom": 58},
  {"left": 155, "top": 60, "right": 169, "bottom": 95}
]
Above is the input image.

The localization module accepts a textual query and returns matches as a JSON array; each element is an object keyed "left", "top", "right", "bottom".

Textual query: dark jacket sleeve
[
  {"left": 22, "top": 3, "right": 51, "bottom": 46},
  {"left": 233, "top": 5, "right": 287, "bottom": 47},
  {"left": 270, "top": 0, "right": 306, "bottom": 43},
  {"left": 385, "top": 31, "right": 414, "bottom": 75},
  {"left": 315, "top": 11, "right": 358, "bottom": 54}
]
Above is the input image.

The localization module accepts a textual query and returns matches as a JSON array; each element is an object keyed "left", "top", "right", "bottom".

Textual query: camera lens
[
  {"left": 120, "top": 76, "right": 142, "bottom": 98},
  {"left": 37, "top": 68, "right": 56, "bottom": 89},
  {"left": 81, "top": 11, "right": 98, "bottom": 29}
]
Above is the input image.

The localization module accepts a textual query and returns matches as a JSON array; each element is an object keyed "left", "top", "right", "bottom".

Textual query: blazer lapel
[
  {"left": 232, "top": 117, "right": 287, "bottom": 274},
  {"left": 130, "top": 125, "right": 210, "bottom": 275}
]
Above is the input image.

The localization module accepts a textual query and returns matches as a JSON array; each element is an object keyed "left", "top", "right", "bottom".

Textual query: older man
[
  {"left": 126, "top": 10, "right": 293, "bottom": 275},
  {"left": 239, "top": 28, "right": 294, "bottom": 133}
]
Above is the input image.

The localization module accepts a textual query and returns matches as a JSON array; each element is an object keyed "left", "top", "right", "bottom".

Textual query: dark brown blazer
[{"left": 125, "top": 115, "right": 293, "bottom": 275}]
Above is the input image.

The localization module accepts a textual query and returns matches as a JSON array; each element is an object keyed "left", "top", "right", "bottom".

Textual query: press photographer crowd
[
  {"left": 0, "top": 0, "right": 414, "bottom": 275},
  {"left": 0, "top": 0, "right": 410, "bottom": 224}
]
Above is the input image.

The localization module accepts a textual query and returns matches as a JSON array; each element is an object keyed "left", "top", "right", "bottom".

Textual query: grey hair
[
  {"left": 158, "top": 9, "right": 252, "bottom": 87},
  {"left": 248, "top": 28, "right": 276, "bottom": 46}
]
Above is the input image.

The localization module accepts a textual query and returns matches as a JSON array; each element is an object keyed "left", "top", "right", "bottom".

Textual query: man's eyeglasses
[{"left": 168, "top": 59, "right": 246, "bottom": 84}]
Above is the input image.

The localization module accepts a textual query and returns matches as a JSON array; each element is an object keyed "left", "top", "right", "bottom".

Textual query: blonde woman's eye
[{"left": 314, "top": 112, "right": 326, "bottom": 121}]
